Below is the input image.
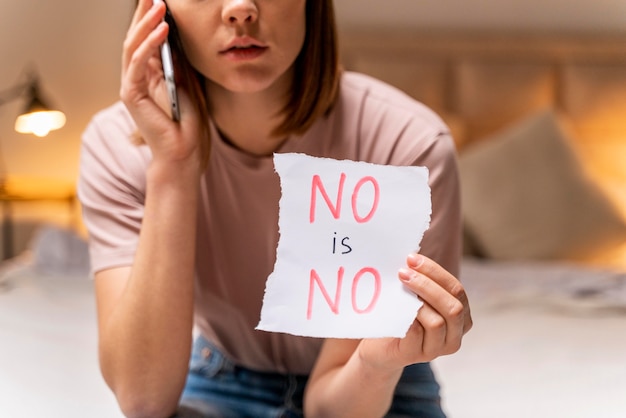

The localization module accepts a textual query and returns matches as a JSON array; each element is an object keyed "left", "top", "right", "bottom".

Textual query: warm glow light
[{"left": 14, "top": 110, "right": 66, "bottom": 137}]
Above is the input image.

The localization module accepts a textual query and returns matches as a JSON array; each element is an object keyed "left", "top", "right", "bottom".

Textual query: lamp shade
[{"left": 14, "top": 82, "right": 66, "bottom": 137}]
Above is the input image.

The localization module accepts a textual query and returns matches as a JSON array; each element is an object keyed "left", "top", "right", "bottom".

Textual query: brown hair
[{"left": 274, "top": 0, "right": 341, "bottom": 137}]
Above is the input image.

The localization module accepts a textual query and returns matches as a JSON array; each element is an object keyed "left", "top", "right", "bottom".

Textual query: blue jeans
[{"left": 178, "top": 336, "right": 446, "bottom": 418}]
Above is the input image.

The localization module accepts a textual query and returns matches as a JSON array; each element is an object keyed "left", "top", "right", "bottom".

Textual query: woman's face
[{"left": 168, "top": 0, "right": 307, "bottom": 96}]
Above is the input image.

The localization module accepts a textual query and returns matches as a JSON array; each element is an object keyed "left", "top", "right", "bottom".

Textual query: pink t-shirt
[{"left": 78, "top": 72, "right": 461, "bottom": 374}]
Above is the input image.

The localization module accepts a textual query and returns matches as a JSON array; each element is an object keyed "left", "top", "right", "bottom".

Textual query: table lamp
[
  {"left": 0, "top": 68, "right": 66, "bottom": 138},
  {"left": 0, "top": 68, "right": 67, "bottom": 259}
]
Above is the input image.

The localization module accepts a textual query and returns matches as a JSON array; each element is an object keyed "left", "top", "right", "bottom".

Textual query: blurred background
[
  {"left": 1, "top": 1, "right": 625, "bottom": 417},
  {"left": 0, "top": 0, "right": 624, "bottom": 252}
]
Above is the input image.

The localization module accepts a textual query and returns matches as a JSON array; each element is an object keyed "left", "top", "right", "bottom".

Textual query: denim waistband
[
  {"left": 182, "top": 335, "right": 444, "bottom": 418},
  {"left": 182, "top": 335, "right": 309, "bottom": 418}
]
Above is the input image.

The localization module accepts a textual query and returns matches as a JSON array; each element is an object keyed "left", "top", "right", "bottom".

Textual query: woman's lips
[
  {"left": 221, "top": 45, "right": 268, "bottom": 61},
  {"left": 220, "top": 36, "right": 268, "bottom": 61}
]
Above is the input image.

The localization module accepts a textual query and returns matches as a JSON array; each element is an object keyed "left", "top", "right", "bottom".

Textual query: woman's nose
[{"left": 222, "top": 0, "right": 258, "bottom": 25}]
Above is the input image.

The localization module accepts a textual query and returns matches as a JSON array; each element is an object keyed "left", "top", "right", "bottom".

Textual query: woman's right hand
[{"left": 120, "top": 0, "right": 202, "bottom": 168}]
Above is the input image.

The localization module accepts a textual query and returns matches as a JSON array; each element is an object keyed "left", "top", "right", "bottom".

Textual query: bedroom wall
[
  {"left": 0, "top": 0, "right": 625, "bottom": 258},
  {"left": 335, "top": 0, "right": 626, "bottom": 33}
]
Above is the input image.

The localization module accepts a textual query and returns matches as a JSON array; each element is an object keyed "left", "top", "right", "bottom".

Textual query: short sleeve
[{"left": 77, "top": 102, "right": 151, "bottom": 274}]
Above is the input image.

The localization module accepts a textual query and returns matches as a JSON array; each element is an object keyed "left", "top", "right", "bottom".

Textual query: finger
[
  {"left": 407, "top": 254, "right": 460, "bottom": 297},
  {"left": 121, "top": 21, "right": 167, "bottom": 110},
  {"left": 122, "top": 0, "right": 167, "bottom": 72},
  {"left": 415, "top": 301, "right": 462, "bottom": 357},
  {"left": 129, "top": 0, "right": 154, "bottom": 30},
  {"left": 406, "top": 254, "right": 472, "bottom": 334},
  {"left": 124, "top": 21, "right": 168, "bottom": 87},
  {"left": 121, "top": 31, "right": 176, "bottom": 143},
  {"left": 398, "top": 265, "right": 466, "bottom": 349},
  {"left": 121, "top": 0, "right": 169, "bottom": 97}
]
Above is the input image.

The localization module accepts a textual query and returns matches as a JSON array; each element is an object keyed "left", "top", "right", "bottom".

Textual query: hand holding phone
[{"left": 153, "top": 0, "right": 180, "bottom": 121}]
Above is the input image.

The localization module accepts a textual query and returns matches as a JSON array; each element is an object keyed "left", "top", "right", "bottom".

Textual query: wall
[{"left": 334, "top": 0, "right": 626, "bottom": 32}]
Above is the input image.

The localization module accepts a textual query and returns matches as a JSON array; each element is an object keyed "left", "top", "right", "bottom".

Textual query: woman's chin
[{"left": 209, "top": 67, "right": 292, "bottom": 96}]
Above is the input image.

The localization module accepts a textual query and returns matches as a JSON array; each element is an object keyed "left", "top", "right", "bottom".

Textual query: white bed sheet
[
  {"left": 434, "top": 258, "right": 626, "bottom": 418},
  {"left": 0, "top": 264, "right": 123, "bottom": 418},
  {"left": 1, "top": 257, "right": 625, "bottom": 418}
]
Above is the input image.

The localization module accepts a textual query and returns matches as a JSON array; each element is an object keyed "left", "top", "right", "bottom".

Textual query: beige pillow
[{"left": 459, "top": 109, "right": 626, "bottom": 261}]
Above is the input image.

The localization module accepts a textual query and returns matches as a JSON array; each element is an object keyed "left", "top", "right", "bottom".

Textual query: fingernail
[
  {"left": 399, "top": 268, "right": 415, "bottom": 283},
  {"left": 407, "top": 253, "right": 424, "bottom": 268}
]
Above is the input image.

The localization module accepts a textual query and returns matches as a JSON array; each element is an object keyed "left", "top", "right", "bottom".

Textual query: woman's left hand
[{"left": 358, "top": 254, "right": 472, "bottom": 370}]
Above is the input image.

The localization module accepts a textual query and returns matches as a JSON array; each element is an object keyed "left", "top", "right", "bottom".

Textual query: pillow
[{"left": 459, "top": 108, "right": 626, "bottom": 261}]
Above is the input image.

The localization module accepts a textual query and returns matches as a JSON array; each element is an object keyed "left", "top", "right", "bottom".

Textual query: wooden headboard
[{"left": 340, "top": 31, "right": 626, "bottom": 143}]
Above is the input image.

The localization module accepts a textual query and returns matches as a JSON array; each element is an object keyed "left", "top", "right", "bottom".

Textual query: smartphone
[{"left": 153, "top": 0, "right": 180, "bottom": 121}]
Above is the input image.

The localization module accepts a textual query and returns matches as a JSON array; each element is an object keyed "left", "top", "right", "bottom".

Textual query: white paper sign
[{"left": 256, "top": 153, "right": 431, "bottom": 338}]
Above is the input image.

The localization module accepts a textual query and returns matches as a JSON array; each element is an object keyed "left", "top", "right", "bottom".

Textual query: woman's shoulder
[
  {"left": 79, "top": 101, "right": 150, "bottom": 193},
  {"left": 84, "top": 101, "right": 137, "bottom": 144},
  {"left": 330, "top": 72, "right": 453, "bottom": 166},
  {"left": 82, "top": 101, "right": 150, "bottom": 164},
  {"left": 339, "top": 71, "right": 447, "bottom": 132}
]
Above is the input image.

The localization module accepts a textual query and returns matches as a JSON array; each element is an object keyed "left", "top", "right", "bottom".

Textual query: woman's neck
[{"left": 205, "top": 79, "right": 290, "bottom": 157}]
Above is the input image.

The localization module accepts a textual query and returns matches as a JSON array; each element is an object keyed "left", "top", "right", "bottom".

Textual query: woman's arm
[
  {"left": 95, "top": 159, "right": 200, "bottom": 418},
  {"left": 91, "top": 1, "right": 205, "bottom": 416},
  {"left": 304, "top": 338, "right": 401, "bottom": 418},
  {"left": 304, "top": 254, "right": 472, "bottom": 418}
]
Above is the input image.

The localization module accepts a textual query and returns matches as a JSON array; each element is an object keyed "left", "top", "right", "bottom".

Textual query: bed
[{"left": 2, "top": 31, "right": 626, "bottom": 417}]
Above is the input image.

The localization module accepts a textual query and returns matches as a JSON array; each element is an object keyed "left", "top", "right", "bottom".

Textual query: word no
[
  {"left": 307, "top": 173, "right": 383, "bottom": 319},
  {"left": 310, "top": 173, "right": 380, "bottom": 223},
  {"left": 307, "top": 267, "right": 382, "bottom": 320}
]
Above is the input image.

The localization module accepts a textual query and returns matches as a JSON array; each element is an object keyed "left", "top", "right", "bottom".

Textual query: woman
[{"left": 78, "top": 0, "right": 472, "bottom": 417}]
